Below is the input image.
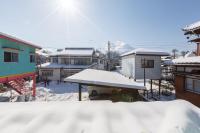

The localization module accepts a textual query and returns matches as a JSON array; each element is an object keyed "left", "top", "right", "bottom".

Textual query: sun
[{"left": 59, "top": 0, "right": 78, "bottom": 15}]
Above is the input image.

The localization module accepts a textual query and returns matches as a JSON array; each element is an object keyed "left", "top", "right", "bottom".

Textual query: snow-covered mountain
[{"left": 105, "top": 41, "right": 134, "bottom": 54}]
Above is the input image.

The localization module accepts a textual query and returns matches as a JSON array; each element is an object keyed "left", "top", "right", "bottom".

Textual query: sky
[{"left": 0, "top": 0, "right": 200, "bottom": 52}]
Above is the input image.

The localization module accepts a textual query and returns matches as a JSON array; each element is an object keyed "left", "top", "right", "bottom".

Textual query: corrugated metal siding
[{"left": 135, "top": 55, "right": 161, "bottom": 79}]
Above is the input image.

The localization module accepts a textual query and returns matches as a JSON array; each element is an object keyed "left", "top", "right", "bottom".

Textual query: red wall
[{"left": 175, "top": 75, "right": 200, "bottom": 107}]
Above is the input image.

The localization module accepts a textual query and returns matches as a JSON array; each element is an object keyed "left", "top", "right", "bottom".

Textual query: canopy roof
[
  {"left": 65, "top": 69, "right": 145, "bottom": 90},
  {"left": 121, "top": 48, "right": 169, "bottom": 57},
  {"left": 0, "top": 32, "right": 41, "bottom": 49}
]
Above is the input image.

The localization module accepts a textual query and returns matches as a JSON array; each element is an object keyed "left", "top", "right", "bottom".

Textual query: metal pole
[
  {"left": 79, "top": 84, "right": 82, "bottom": 101},
  {"left": 108, "top": 41, "right": 111, "bottom": 71},
  {"left": 150, "top": 79, "right": 153, "bottom": 97},
  {"left": 143, "top": 58, "right": 146, "bottom": 86},
  {"left": 159, "top": 80, "right": 161, "bottom": 98}
]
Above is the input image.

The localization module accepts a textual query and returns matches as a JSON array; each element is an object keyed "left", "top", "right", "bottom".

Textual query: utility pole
[
  {"left": 107, "top": 41, "right": 111, "bottom": 71},
  {"left": 142, "top": 58, "right": 146, "bottom": 86}
]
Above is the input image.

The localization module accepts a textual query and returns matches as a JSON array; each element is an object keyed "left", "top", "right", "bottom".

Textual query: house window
[
  {"left": 141, "top": 59, "right": 154, "bottom": 68},
  {"left": 4, "top": 52, "right": 18, "bottom": 62},
  {"left": 74, "top": 58, "right": 91, "bottom": 65},
  {"left": 30, "top": 54, "right": 35, "bottom": 63},
  {"left": 41, "top": 70, "right": 53, "bottom": 77},
  {"left": 52, "top": 57, "right": 58, "bottom": 63},
  {"left": 185, "top": 77, "right": 200, "bottom": 93}
]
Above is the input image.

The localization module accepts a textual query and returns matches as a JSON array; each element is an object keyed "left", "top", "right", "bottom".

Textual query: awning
[{"left": 64, "top": 69, "right": 145, "bottom": 90}]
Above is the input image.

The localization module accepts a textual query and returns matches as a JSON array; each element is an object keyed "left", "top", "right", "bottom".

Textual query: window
[
  {"left": 74, "top": 58, "right": 91, "bottom": 65},
  {"left": 185, "top": 77, "right": 200, "bottom": 93},
  {"left": 52, "top": 57, "right": 58, "bottom": 63},
  {"left": 141, "top": 59, "right": 154, "bottom": 68},
  {"left": 30, "top": 54, "right": 35, "bottom": 63},
  {"left": 41, "top": 70, "right": 53, "bottom": 77},
  {"left": 4, "top": 52, "right": 18, "bottom": 62}
]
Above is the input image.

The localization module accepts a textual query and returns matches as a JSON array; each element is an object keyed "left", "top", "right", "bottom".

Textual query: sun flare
[{"left": 59, "top": 0, "right": 78, "bottom": 15}]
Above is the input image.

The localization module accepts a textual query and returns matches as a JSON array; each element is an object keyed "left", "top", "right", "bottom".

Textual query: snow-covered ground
[
  {"left": 36, "top": 81, "right": 89, "bottom": 101},
  {"left": 0, "top": 100, "right": 199, "bottom": 133},
  {"left": 136, "top": 80, "right": 175, "bottom": 101}
]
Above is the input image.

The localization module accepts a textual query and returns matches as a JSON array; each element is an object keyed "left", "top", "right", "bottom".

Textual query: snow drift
[{"left": 0, "top": 100, "right": 199, "bottom": 133}]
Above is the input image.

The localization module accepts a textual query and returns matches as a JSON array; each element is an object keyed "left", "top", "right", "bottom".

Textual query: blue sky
[{"left": 0, "top": 0, "right": 200, "bottom": 52}]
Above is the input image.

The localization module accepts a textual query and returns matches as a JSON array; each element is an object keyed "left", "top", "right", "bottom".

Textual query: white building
[
  {"left": 121, "top": 48, "right": 169, "bottom": 80},
  {"left": 38, "top": 48, "right": 105, "bottom": 81}
]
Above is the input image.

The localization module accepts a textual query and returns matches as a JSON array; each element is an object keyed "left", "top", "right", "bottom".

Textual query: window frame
[
  {"left": 41, "top": 70, "right": 53, "bottom": 77},
  {"left": 141, "top": 59, "right": 154, "bottom": 68},
  {"left": 185, "top": 76, "right": 200, "bottom": 94},
  {"left": 30, "top": 54, "right": 35, "bottom": 63},
  {"left": 4, "top": 51, "right": 19, "bottom": 63}
]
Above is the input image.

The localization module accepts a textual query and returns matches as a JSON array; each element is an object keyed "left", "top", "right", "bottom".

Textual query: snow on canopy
[
  {"left": 121, "top": 48, "right": 169, "bottom": 57},
  {"left": 65, "top": 69, "right": 145, "bottom": 90},
  {"left": 0, "top": 100, "right": 199, "bottom": 133},
  {"left": 183, "top": 20, "right": 200, "bottom": 31}
]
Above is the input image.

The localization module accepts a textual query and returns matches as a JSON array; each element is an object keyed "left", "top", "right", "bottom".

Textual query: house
[
  {"left": 183, "top": 20, "right": 200, "bottom": 56},
  {"left": 173, "top": 20, "right": 200, "bottom": 107},
  {"left": 120, "top": 48, "right": 169, "bottom": 80},
  {"left": 38, "top": 47, "right": 105, "bottom": 81},
  {"left": 173, "top": 57, "right": 200, "bottom": 107},
  {"left": 0, "top": 32, "right": 41, "bottom": 96}
]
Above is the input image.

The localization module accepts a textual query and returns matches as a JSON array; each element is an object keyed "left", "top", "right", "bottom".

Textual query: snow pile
[
  {"left": 0, "top": 100, "right": 199, "bottom": 133},
  {"left": 36, "top": 82, "right": 89, "bottom": 101}
]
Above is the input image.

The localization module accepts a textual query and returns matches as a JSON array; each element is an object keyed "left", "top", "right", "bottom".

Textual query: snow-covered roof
[
  {"left": 50, "top": 48, "right": 94, "bottom": 56},
  {"left": 184, "top": 51, "right": 196, "bottom": 58},
  {"left": 183, "top": 20, "right": 200, "bottom": 31},
  {"left": 39, "top": 62, "right": 90, "bottom": 69},
  {"left": 0, "top": 32, "right": 41, "bottom": 49},
  {"left": 0, "top": 100, "right": 200, "bottom": 133},
  {"left": 65, "top": 69, "right": 145, "bottom": 90},
  {"left": 36, "top": 50, "right": 49, "bottom": 57},
  {"left": 163, "top": 56, "right": 200, "bottom": 65},
  {"left": 121, "top": 48, "right": 169, "bottom": 57},
  {"left": 173, "top": 56, "right": 200, "bottom": 65}
]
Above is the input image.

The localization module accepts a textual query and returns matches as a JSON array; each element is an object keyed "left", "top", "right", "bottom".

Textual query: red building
[{"left": 174, "top": 21, "right": 200, "bottom": 107}]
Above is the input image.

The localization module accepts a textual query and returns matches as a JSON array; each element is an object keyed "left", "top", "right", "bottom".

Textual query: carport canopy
[{"left": 64, "top": 69, "right": 146, "bottom": 101}]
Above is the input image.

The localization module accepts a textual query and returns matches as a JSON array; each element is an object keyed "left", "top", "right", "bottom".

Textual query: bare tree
[
  {"left": 172, "top": 49, "right": 178, "bottom": 59},
  {"left": 180, "top": 51, "right": 187, "bottom": 57}
]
